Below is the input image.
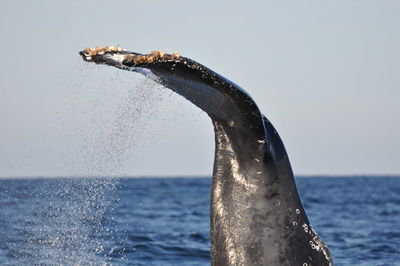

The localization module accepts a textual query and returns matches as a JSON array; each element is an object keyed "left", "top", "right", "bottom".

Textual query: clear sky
[{"left": 0, "top": 1, "right": 399, "bottom": 177}]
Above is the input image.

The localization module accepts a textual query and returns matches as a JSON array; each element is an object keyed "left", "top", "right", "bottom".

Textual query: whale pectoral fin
[{"left": 80, "top": 48, "right": 267, "bottom": 144}]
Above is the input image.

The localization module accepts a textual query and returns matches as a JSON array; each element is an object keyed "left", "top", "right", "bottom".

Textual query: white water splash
[{"left": 22, "top": 66, "right": 168, "bottom": 264}]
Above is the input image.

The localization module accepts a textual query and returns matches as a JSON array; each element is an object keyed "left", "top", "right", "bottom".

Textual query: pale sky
[{"left": 0, "top": 0, "right": 399, "bottom": 177}]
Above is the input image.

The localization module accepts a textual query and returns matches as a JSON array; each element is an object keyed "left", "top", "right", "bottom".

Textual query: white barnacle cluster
[
  {"left": 309, "top": 238, "right": 319, "bottom": 251},
  {"left": 308, "top": 228, "right": 321, "bottom": 251},
  {"left": 132, "top": 51, "right": 181, "bottom": 64},
  {"left": 83, "top": 46, "right": 126, "bottom": 56},
  {"left": 308, "top": 227, "right": 333, "bottom": 264},
  {"left": 302, "top": 223, "right": 309, "bottom": 233},
  {"left": 81, "top": 46, "right": 126, "bottom": 62}
]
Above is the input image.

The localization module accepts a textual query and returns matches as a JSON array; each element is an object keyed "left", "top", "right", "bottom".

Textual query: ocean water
[{"left": 0, "top": 177, "right": 399, "bottom": 265}]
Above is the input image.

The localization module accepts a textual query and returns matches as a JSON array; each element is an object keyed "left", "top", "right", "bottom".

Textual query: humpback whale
[{"left": 79, "top": 46, "right": 333, "bottom": 266}]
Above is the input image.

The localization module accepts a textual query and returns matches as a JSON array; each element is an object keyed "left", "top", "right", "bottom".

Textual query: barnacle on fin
[
  {"left": 83, "top": 46, "right": 125, "bottom": 56},
  {"left": 81, "top": 46, "right": 181, "bottom": 65},
  {"left": 128, "top": 50, "right": 181, "bottom": 65}
]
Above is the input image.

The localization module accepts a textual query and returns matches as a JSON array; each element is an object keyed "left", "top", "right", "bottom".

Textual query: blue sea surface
[{"left": 0, "top": 177, "right": 399, "bottom": 265}]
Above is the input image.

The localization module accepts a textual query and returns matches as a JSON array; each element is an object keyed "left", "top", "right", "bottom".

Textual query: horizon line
[{"left": 0, "top": 174, "right": 399, "bottom": 180}]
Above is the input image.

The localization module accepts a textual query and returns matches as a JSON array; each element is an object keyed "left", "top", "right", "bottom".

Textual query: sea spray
[
  {"left": 64, "top": 66, "right": 167, "bottom": 177},
  {"left": 17, "top": 67, "right": 169, "bottom": 264},
  {"left": 17, "top": 178, "right": 118, "bottom": 265}
]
